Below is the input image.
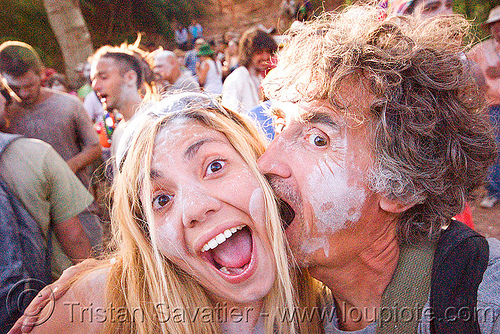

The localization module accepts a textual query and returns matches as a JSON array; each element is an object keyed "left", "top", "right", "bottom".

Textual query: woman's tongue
[{"left": 211, "top": 228, "right": 252, "bottom": 271}]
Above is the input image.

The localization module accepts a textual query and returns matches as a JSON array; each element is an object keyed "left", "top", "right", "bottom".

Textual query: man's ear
[
  {"left": 124, "top": 70, "right": 137, "bottom": 87},
  {"left": 379, "top": 195, "right": 416, "bottom": 214}
]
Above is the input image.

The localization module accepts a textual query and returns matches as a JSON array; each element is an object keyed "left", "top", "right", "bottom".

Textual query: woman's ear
[{"left": 379, "top": 195, "right": 416, "bottom": 214}]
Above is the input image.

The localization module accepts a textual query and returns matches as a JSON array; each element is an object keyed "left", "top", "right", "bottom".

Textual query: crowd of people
[{"left": 0, "top": 0, "right": 500, "bottom": 333}]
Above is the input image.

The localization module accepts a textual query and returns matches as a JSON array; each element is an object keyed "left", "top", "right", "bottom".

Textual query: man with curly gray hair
[{"left": 258, "top": 4, "right": 500, "bottom": 333}]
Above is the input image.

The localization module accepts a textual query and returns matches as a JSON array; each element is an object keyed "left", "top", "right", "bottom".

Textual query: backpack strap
[
  {"left": 430, "top": 219, "right": 489, "bottom": 334},
  {"left": 0, "top": 132, "right": 21, "bottom": 156},
  {"left": 0, "top": 132, "right": 53, "bottom": 280},
  {"left": 376, "top": 239, "right": 436, "bottom": 334}
]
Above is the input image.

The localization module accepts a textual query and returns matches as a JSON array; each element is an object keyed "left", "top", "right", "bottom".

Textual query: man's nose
[
  {"left": 181, "top": 187, "right": 222, "bottom": 228},
  {"left": 257, "top": 137, "right": 292, "bottom": 178},
  {"left": 17, "top": 88, "right": 30, "bottom": 100}
]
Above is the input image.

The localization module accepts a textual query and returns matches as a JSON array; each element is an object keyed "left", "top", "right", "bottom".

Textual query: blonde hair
[{"left": 100, "top": 93, "right": 323, "bottom": 333}]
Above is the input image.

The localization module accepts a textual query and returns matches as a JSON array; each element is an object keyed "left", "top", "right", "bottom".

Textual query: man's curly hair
[{"left": 262, "top": 5, "right": 498, "bottom": 241}]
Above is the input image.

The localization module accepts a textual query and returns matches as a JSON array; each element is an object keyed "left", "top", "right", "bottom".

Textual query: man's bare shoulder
[
  {"left": 30, "top": 266, "right": 111, "bottom": 334},
  {"left": 70, "top": 266, "right": 110, "bottom": 304}
]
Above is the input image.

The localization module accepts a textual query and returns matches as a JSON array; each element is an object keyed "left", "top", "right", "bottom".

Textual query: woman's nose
[{"left": 180, "top": 186, "right": 222, "bottom": 228}]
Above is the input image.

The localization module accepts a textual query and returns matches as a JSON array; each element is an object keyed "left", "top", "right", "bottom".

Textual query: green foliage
[
  {"left": 0, "top": 0, "right": 63, "bottom": 71},
  {"left": 453, "top": 1, "right": 500, "bottom": 43},
  {"left": 0, "top": 0, "right": 205, "bottom": 74},
  {"left": 79, "top": 0, "right": 205, "bottom": 47}
]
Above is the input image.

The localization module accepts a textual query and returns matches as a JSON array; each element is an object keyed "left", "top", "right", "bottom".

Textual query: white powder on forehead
[
  {"left": 154, "top": 119, "right": 193, "bottom": 148},
  {"left": 305, "top": 155, "right": 366, "bottom": 234},
  {"left": 152, "top": 121, "right": 205, "bottom": 168},
  {"left": 249, "top": 187, "right": 265, "bottom": 224}
]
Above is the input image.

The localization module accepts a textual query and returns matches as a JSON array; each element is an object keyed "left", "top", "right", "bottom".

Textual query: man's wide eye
[
  {"left": 308, "top": 134, "right": 328, "bottom": 147},
  {"left": 206, "top": 160, "right": 226, "bottom": 175},
  {"left": 152, "top": 194, "right": 172, "bottom": 210}
]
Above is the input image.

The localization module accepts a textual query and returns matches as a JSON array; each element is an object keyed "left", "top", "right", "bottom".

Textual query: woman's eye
[
  {"left": 308, "top": 133, "right": 328, "bottom": 147},
  {"left": 206, "top": 160, "right": 226, "bottom": 175},
  {"left": 152, "top": 193, "right": 172, "bottom": 210}
]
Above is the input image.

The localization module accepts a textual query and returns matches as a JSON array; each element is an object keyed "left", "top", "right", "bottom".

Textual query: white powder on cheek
[
  {"left": 249, "top": 187, "right": 265, "bottom": 225},
  {"left": 301, "top": 237, "right": 330, "bottom": 258},
  {"left": 305, "top": 156, "right": 366, "bottom": 234},
  {"left": 155, "top": 221, "right": 186, "bottom": 258}
]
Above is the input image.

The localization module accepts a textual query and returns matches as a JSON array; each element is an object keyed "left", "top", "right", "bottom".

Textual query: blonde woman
[{"left": 17, "top": 93, "right": 323, "bottom": 334}]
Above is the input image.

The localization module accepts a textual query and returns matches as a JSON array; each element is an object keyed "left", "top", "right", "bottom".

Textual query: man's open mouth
[
  {"left": 201, "top": 225, "right": 254, "bottom": 278},
  {"left": 278, "top": 199, "right": 295, "bottom": 229}
]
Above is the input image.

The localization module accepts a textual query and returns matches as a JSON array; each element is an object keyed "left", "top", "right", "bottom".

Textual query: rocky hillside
[{"left": 199, "top": 0, "right": 343, "bottom": 41}]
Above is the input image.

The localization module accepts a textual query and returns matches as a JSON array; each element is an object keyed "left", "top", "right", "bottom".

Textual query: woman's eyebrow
[
  {"left": 183, "top": 138, "right": 222, "bottom": 160},
  {"left": 150, "top": 169, "right": 162, "bottom": 180}
]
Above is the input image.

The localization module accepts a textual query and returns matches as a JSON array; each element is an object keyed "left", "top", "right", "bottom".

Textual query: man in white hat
[{"left": 468, "top": 6, "right": 500, "bottom": 208}]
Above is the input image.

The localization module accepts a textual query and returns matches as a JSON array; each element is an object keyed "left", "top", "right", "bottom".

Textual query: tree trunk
[{"left": 43, "top": 0, "right": 93, "bottom": 87}]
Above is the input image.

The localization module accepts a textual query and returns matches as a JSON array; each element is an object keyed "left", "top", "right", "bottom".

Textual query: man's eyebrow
[
  {"left": 301, "top": 111, "right": 340, "bottom": 128},
  {"left": 183, "top": 138, "right": 218, "bottom": 160}
]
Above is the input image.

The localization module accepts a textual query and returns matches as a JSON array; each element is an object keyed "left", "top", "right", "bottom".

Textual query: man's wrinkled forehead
[
  {"left": 91, "top": 57, "right": 120, "bottom": 77},
  {"left": 271, "top": 79, "right": 376, "bottom": 125},
  {"left": 271, "top": 100, "right": 338, "bottom": 123},
  {"left": 270, "top": 100, "right": 363, "bottom": 127}
]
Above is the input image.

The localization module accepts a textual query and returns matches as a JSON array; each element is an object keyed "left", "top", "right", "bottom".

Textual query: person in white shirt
[
  {"left": 221, "top": 28, "right": 277, "bottom": 114},
  {"left": 196, "top": 44, "right": 223, "bottom": 95}
]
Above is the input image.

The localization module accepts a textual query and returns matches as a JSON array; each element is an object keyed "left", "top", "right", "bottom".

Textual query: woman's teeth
[
  {"left": 219, "top": 266, "right": 244, "bottom": 275},
  {"left": 201, "top": 224, "right": 245, "bottom": 252}
]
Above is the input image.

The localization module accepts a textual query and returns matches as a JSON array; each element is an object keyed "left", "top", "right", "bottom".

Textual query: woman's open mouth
[{"left": 200, "top": 225, "right": 256, "bottom": 283}]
